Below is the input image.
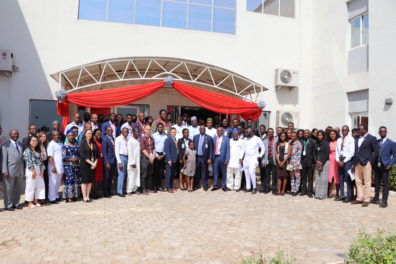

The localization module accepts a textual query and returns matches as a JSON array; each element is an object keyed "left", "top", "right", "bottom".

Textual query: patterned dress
[
  {"left": 62, "top": 143, "right": 80, "bottom": 199},
  {"left": 182, "top": 148, "right": 196, "bottom": 177},
  {"left": 289, "top": 140, "right": 302, "bottom": 193}
]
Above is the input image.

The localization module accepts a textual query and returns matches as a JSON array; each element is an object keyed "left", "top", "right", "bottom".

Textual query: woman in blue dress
[{"left": 62, "top": 130, "right": 80, "bottom": 202}]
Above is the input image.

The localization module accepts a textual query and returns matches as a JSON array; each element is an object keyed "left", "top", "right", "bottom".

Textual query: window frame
[
  {"left": 349, "top": 12, "right": 369, "bottom": 49},
  {"left": 78, "top": 0, "right": 237, "bottom": 34}
]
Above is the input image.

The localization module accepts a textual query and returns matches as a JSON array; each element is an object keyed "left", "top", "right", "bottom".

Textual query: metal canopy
[{"left": 50, "top": 57, "right": 267, "bottom": 102}]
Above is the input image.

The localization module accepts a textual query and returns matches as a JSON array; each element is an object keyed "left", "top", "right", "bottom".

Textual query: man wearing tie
[
  {"left": 212, "top": 127, "right": 230, "bottom": 191},
  {"left": 352, "top": 124, "right": 379, "bottom": 207},
  {"left": 102, "top": 126, "right": 116, "bottom": 198},
  {"left": 164, "top": 128, "right": 178, "bottom": 193},
  {"left": 193, "top": 124, "right": 213, "bottom": 191},
  {"left": 335, "top": 125, "right": 355, "bottom": 202},
  {"left": 371, "top": 126, "right": 396, "bottom": 208},
  {"left": 2, "top": 130, "right": 24, "bottom": 210}
]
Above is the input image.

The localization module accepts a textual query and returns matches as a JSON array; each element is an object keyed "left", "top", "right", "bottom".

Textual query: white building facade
[{"left": 0, "top": 0, "right": 395, "bottom": 137}]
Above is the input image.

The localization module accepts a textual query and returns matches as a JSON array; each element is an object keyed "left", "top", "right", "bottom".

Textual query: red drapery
[
  {"left": 172, "top": 82, "right": 262, "bottom": 122},
  {"left": 57, "top": 81, "right": 262, "bottom": 131}
]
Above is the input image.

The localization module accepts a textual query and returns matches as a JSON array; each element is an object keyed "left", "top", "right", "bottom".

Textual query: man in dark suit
[
  {"left": 262, "top": 128, "right": 278, "bottom": 194},
  {"left": 212, "top": 127, "right": 230, "bottom": 191},
  {"left": 352, "top": 124, "right": 379, "bottom": 207},
  {"left": 164, "top": 128, "right": 178, "bottom": 193},
  {"left": 177, "top": 128, "right": 192, "bottom": 190},
  {"left": 2, "top": 130, "right": 25, "bottom": 210},
  {"left": 193, "top": 124, "right": 213, "bottom": 191},
  {"left": 102, "top": 113, "right": 120, "bottom": 139},
  {"left": 300, "top": 129, "right": 315, "bottom": 197},
  {"left": 371, "top": 126, "right": 396, "bottom": 208},
  {"left": 102, "top": 126, "right": 116, "bottom": 197},
  {"left": 22, "top": 124, "right": 37, "bottom": 150}
]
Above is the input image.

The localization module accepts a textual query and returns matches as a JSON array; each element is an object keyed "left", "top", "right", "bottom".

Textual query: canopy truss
[{"left": 50, "top": 57, "right": 267, "bottom": 102}]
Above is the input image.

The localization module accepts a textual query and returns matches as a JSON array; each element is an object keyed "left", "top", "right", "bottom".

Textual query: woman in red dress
[{"left": 93, "top": 129, "right": 104, "bottom": 199}]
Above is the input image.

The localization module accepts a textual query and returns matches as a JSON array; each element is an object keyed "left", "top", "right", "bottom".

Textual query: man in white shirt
[
  {"left": 205, "top": 118, "right": 217, "bottom": 138},
  {"left": 152, "top": 123, "right": 167, "bottom": 192},
  {"left": 64, "top": 113, "right": 84, "bottom": 137},
  {"left": 115, "top": 128, "right": 129, "bottom": 197},
  {"left": 121, "top": 114, "right": 134, "bottom": 139},
  {"left": 335, "top": 125, "right": 355, "bottom": 202},
  {"left": 47, "top": 131, "right": 64, "bottom": 203},
  {"left": 243, "top": 127, "right": 265, "bottom": 194},
  {"left": 172, "top": 116, "right": 185, "bottom": 141},
  {"left": 90, "top": 113, "right": 100, "bottom": 131},
  {"left": 227, "top": 129, "right": 245, "bottom": 191},
  {"left": 188, "top": 116, "right": 200, "bottom": 140},
  {"left": 127, "top": 128, "right": 141, "bottom": 194}
]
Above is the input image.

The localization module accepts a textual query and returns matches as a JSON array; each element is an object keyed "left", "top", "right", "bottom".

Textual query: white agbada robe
[
  {"left": 227, "top": 138, "right": 245, "bottom": 190},
  {"left": 47, "top": 140, "right": 64, "bottom": 201},
  {"left": 243, "top": 135, "right": 265, "bottom": 190},
  {"left": 127, "top": 136, "right": 141, "bottom": 193}
]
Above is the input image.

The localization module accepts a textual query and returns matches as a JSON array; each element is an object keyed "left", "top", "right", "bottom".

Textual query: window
[
  {"left": 246, "top": 0, "right": 294, "bottom": 18},
  {"left": 78, "top": 0, "right": 236, "bottom": 34},
  {"left": 350, "top": 13, "right": 369, "bottom": 48}
]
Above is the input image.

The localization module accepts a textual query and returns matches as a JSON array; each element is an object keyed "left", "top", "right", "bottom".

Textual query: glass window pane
[
  {"left": 213, "top": 8, "right": 236, "bottom": 34},
  {"left": 247, "top": 0, "right": 264, "bottom": 13},
  {"left": 351, "top": 16, "right": 361, "bottom": 48},
  {"left": 79, "top": 0, "right": 107, "bottom": 21},
  {"left": 190, "top": 0, "right": 212, "bottom": 5},
  {"left": 135, "top": 0, "right": 161, "bottom": 26},
  {"left": 280, "top": 0, "right": 294, "bottom": 18},
  {"left": 188, "top": 4, "right": 211, "bottom": 31},
  {"left": 108, "top": 0, "right": 134, "bottom": 23},
  {"left": 214, "top": 0, "right": 236, "bottom": 8},
  {"left": 362, "top": 13, "right": 369, "bottom": 45},
  {"left": 263, "top": 0, "right": 279, "bottom": 16},
  {"left": 162, "top": 2, "right": 187, "bottom": 29}
]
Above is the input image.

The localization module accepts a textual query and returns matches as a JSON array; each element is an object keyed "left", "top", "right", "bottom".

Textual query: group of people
[{"left": 0, "top": 109, "right": 395, "bottom": 211}]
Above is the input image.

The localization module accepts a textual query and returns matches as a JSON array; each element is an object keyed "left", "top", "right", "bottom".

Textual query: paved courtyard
[{"left": 0, "top": 188, "right": 395, "bottom": 264}]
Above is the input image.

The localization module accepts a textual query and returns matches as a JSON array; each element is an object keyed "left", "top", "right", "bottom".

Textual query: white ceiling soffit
[{"left": 50, "top": 57, "right": 267, "bottom": 102}]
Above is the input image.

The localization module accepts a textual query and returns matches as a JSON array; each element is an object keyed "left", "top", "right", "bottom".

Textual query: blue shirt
[
  {"left": 198, "top": 134, "right": 205, "bottom": 156},
  {"left": 153, "top": 132, "right": 167, "bottom": 153}
]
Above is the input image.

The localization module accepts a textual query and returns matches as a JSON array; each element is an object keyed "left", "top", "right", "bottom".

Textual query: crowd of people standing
[{"left": 0, "top": 109, "right": 395, "bottom": 211}]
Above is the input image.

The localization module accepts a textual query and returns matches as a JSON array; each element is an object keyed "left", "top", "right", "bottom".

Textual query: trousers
[
  {"left": 117, "top": 155, "right": 128, "bottom": 194},
  {"left": 355, "top": 163, "right": 372, "bottom": 202},
  {"left": 243, "top": 157, "right": 258, "bottom": 190},
  {"left": 25, "top": 166, "right": 45, "bottom": 202},
  {"left": 226, "top": 167, "right": 242, "bottom": 190},
  {"left": 48, "top": 170, "right": 62, "bottom": 201}
]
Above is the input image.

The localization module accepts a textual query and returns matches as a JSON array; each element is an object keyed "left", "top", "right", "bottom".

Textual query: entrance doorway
[
  {"left": 167, "top": 106, "right": 227, "bottom": 126},
  {"left": 351, "top": 112, "right": 368, "bottom": 128}
]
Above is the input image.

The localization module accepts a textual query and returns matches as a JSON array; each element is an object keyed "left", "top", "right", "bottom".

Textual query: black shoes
[
  {"left": 335, "top": 196, "right": 345, "bottom": 202},
  {"left": 5, "top": 207, "right": 15, "bottom": 211},
  {"left": 211, "top": 187, "right": 220, "bottom": 191},
  {"left": 292, "top": 192, "right": 298, "bottom": 196},
  {"left": 251, "top": 189, "right": 257, "bottom": 194},
  {"left": 307, "top": 194, "right": 313, "bottom": 198},
  {"left": 203, "top": 187, "right": 208, "bottom": 191},
  {"left": 117, "top": 194, "right": 126, "bottom": 197},
  {"left": 370, "top": 198, "right": 380, "bottom": 205},
  {"left": 343, "top": 197, "right": 353, "bottom": 203},
  {"left": 13, "top": 205, "right": 23, "bottom": 210},
  {"left": 379, "top": 202, "right": 388, "bottom": 208}
]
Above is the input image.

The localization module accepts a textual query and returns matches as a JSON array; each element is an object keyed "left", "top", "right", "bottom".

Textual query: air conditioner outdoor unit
[
  {"left": 0, "top": 50, "right": 14, "bottom": 75},
  {"left": 276, "top": 111, "right": 300, "bottom": 128},
  {"left": 275, "top": 68, "right": 299, "bottom": 88}
]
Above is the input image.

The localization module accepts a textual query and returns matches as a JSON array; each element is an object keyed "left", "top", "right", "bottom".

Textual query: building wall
[
  {"left": 369, "top": 0, "right": 396, "bottom": 136},
  {"left": 307, "top": 0, "right": 368, "bottom": 131},
  {"left": 0, "top": 0, "right": 301, "bottom": 137}
]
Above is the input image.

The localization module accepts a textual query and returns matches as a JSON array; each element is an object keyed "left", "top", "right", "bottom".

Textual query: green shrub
[
  {"left": 389, "top": 167, "right": 396, "bottom": 191},
  {"left": 239, "top": 250, "right": 296, "bottom": 264},
  {"left": 346, "top": 229, "right": 396, "bottom": 264}
]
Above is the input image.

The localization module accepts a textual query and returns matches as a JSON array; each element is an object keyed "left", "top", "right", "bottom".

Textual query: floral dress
[
  {"left": 289, "top": 140, "right": 302, "bottom": 193},
  {"left": 62, "top": 143, "right": 80, "bottom": 199}
]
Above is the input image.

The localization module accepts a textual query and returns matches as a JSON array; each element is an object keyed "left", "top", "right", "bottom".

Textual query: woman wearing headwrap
[{"left": 62, "top": 129, "right": 80, "bottom": 202}]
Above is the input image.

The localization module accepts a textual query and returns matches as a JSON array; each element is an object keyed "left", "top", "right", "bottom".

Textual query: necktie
[
  {"left": 15, "top": 142, "right": 20, "bottom": 155},
  {"left": 215, "top": 137, "right": 220, "bottom": 155}
]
